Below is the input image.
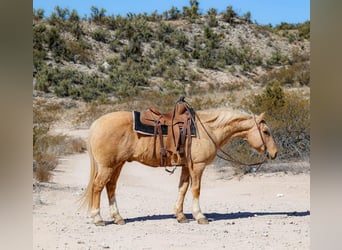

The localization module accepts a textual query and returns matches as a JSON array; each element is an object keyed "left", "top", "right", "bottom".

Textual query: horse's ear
[{"left": 256, "top": 112, "right": 266, "bottom": 123}]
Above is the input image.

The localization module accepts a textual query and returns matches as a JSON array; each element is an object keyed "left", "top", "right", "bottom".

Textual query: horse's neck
[{"left": 208, "top": 118, "right": 253, "bottom": 147}]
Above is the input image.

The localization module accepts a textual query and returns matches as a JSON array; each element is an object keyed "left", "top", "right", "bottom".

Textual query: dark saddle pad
[{"left": 132, "top": 111, "right": 196, "bottom": 136}]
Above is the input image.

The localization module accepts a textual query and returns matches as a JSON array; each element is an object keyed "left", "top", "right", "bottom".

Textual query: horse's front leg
[
  {"left": 190, "top": 163, "right": 209, "bottom": 224},
  {"left": 174, "top": 166, "right": 190, "bottom": 223}
]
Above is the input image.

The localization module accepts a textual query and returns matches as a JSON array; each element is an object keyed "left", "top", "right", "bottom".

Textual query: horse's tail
[{"left": 79, "top": 133, "right": 97, "bottom": 212}]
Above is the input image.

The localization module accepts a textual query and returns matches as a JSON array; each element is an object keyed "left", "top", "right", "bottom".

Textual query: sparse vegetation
[
  {"left": 33, "top": 100, "right": 86, "bottom": 182},
  {"left": 223, "top": 6, "right": 237, "bottom": 24},
  {"left": 33, "top": 2, "right": 310, "bottom": 178},
  {"left": 33, "top": 3, "right": 309, "bottom": 104}
]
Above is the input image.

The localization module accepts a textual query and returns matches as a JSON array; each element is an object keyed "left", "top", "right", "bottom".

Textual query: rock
[{"left": 100, "top": 241, "right": 110, "bottom": 248}]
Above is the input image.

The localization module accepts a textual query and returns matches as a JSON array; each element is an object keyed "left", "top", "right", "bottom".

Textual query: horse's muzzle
[{"left": 267, "top": 151, "right": 277, "bottom": 160}]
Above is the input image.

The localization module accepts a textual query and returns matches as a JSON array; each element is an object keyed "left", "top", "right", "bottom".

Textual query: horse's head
[{"left": 246, "top": 113, "right": 278, "bottom": 160}]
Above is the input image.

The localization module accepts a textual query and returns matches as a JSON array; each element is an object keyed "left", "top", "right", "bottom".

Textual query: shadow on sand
[{"left": 104, "top": 210, "right": 310, "bottom": 225}]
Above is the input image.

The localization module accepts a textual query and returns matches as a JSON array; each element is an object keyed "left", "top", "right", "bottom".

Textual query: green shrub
[
  {"left": 65, "top": 40, "right": 93, "bottom": 63},
  {"left": 45, "top": 27, "right": 78, "bottom": 62},
  {"left": 91, "top": 28, "right": 110, "bottom": 43},
  {"left": 33, "top": 8, "right": 45, "bottom": 21},
  {"left": 35, "top": 66, "right": 86, "bottom": 93},
  {"left": 274, "top": 22, "right": 297, "bottom": 31},
  {"left": 114, "top": 16, "right": 152, "bottom": 42},
  {"left": 109, "top": 39, "right": 122, "bottom": 52},
  {"left": 223, "top": 6, "right": 237, "bottom": 23},
  {"left": 69, "top": 9, "right": 80, "bottom": 22},
  {"left": 33, "top": 24, "right": 46, "bottom": 50},
  {"left": 90, "top": 6, "right": 107, "bottom": 24},
  {"left": 79, "top": 83, "right": 103, "bottom": 102},
  {"left": 256, "top": 60, "right": 310, "bottom": 86},
  {"left": 54, "top": 79, "right": 74, "bottom": 97},
  {"left": 121, "top": 35, "right": 142, "bottom": 61},
  {"left": 155, "top": 22, "right": 174, "bottom": 44},
  {"left": 54, "top": 6, "right": 69, "bottom": 21},
  {"left": 198, "top": 48, "right": 216, "bottom": 69},
  {"left": 203, "top": 26, "right": 221, "bottom": 48},
  {"left": 295, "top": 62, "right": 310, "bottom": 86},
  {"left": 266, "top": 50, "right": 289, "bottom": 66},
  {"left": 35, "top": 66, "right": 57, "bottom": 92},
  {"left": 298, "top": 21, "right": 310, "bottom": 40},
  {"left": 170, "top": 30, "right": 189, "bottom": 49},
  {"left": 69, "top": 21, "right": 84, "bottom": 40},
  {"left": 45, "top": 27, "right": 60, "bottom": 49},
  {"left": 33, "top": 48, "right": 47, "bottom": 73},
  {"left": 163, "top": 65, "right": 186, "bottom": 81},
  {"left": 243, "top": 11, "right": 252, "bottom": 23},
  {"left": 183, "top": 0, "right": 199, "bottom": 20},
  {"left": 167, "top": 6, "right": 181, "bottom": 20},
  {"left": 207, "top": 8, "right": 218, "bottom": 27}
]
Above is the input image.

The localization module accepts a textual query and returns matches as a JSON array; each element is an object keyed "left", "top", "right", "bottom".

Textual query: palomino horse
[{"left": 81, "top": 108, "right": 277, "bottom": 225}]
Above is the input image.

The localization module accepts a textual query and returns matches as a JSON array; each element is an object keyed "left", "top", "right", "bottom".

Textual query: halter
[{"left": 195, "top": 112, "right": 268, "bottom": 172}]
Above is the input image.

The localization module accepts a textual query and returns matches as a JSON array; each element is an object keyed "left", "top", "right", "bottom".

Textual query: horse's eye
[{"left": 263, "top": 130, "right": 270, "bottom": 136}]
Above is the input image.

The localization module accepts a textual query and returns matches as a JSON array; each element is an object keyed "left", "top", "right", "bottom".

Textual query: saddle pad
[
  {"left": 133, "top": 111, "right": 168, "bottom": 135},
  {"left": 132, "top": 111, "right": 197, "bottom": 136}
]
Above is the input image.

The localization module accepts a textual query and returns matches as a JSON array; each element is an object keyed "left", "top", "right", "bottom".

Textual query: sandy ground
[{"left": 33, "top": 130, "right": 310, "bottom": 250}]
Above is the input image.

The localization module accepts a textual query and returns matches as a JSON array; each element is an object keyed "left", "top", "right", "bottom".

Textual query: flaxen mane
[{"left": 197, "top": 108, "right": 251, "bottom": 128}]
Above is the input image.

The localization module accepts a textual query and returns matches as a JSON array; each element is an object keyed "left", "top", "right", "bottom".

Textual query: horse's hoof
[
  {"left": 197, "top": 218, "right": 209, "bottom": 224},
  {"left": 177, "top": 217, "right": 189, "bottom": 223},
  {"left": 94, "top": 220, "right": 105, "bottom": 226},
  {"left": 115, "top": 218, "right": 126, "bottom": 225},
  {"left": 176, "top": 214, "right": 189, "bottom": 223}
]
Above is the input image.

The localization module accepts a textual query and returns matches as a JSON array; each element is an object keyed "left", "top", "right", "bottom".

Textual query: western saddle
[{"left": 139, "top": 97, "right": 196, "bottom": 167}]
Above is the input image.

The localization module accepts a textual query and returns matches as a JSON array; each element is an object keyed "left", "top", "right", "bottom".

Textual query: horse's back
[
  {"left": 89, "top": 111, "right": 132, "bottom": 134},
  {"left": 91, "top": 111, "right": 132, "bottom": 127},
  {"left": 88, "top": 111, "right": 135, "bottom": 165}
]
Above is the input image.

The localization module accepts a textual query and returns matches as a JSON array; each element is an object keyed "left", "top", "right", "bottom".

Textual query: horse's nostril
[{"left": 271, "top": 152, "right": 277, "bottom": 159}]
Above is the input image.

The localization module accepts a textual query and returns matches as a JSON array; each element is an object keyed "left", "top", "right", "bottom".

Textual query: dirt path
[{"left": 33, "top": 145, "right": 310, "bottom": 249}]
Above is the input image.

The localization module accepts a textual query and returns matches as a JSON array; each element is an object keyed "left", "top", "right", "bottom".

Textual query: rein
[{"left": 195, "top": 112, "right": 268, "bottom": 172}]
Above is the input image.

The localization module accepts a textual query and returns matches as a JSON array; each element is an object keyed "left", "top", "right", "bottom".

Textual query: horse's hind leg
[
  {"left": 91, "top": 166, "right": 114, "bottom": 226},
  {"left": 174, "top": 166, "right": 190, "bottom": 223},
  {"left": 106, "top": 163, "right": 125, "bottom": 225}
]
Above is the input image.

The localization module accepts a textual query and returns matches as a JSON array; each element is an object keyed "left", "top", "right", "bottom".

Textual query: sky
[{"left": 33, "top": 0, "right": 310, "bottom": 26}]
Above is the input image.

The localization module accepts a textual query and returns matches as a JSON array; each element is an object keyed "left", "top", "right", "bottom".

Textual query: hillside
[
  {"left": 33, "top": 6, "right": 310, "bottom": 111},
  {"left": 33, "top": 5, "right": 310, "bottom": 176}
]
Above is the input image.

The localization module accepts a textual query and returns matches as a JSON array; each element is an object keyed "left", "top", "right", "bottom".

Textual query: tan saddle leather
[{"left": 140, "top": 98, "right": 195, "bottom": 167}]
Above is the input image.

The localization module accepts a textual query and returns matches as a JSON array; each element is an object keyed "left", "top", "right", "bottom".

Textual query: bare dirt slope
[{"left": 33, "top": 135, "right": 310, "bottom": 250}]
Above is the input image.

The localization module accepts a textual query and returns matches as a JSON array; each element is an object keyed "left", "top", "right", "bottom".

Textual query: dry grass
[
  {"left": 33, "top": 134, "right": 86, "bottom": 182},
  {"left": 33, "top": 98, "right": 87, "bottom": 182},
  {"left": 67, "top": 137, "right": 86, "bottom": 153},
  {"left": 34, "top": 166, "right": 53, "bottom": 183},
  {"left": 73, "top": 102, "right": 116, "bottom": 128}
]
